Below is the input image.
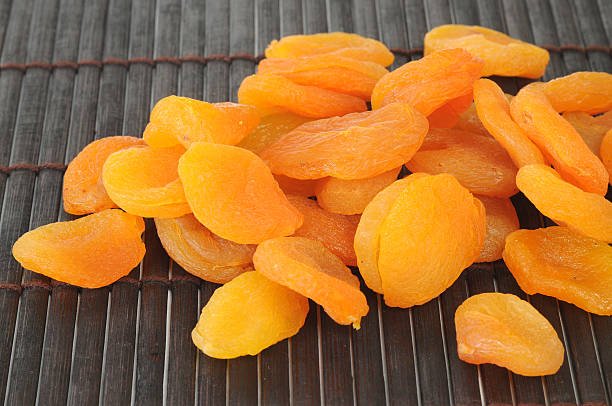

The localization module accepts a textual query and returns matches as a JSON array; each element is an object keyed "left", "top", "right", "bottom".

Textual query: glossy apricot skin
[
  {"left": 601, "top": 129, "right": 612, "bottom": 184},
  {"left": 563, "top": 110, "right": 612, "bottom": 154},
  {"left": 12, "top": 209, "right": 145, "bottom": 288},
  {"left": 504, "top": 227, "right": 612, "bottom": 315},
  {"left": 63, "top": 136, "right": 146, "bottom": 215},
  {"left": 516, "top": 165, "right": 612, "bottom": 243},
  {"left": 510, "top": 83, "right": 609, "bottom": 195},
  {"left": 427, "top": 92, "right": 474, "bottom": 128},
  {"left": 238, "top": 113, "right": 311, "bottom": 155},
  {"left": 261, "top": 103, "right": 428, "bottom": 180},
  {"left": 476, "top": 196, "right": 519, "bottom": 263},
  {"left": 455, "top": 293, "right": 564, "bottom": 376},
  {"left": 543, "top": 72, "right": 612, "bottom": 114}
]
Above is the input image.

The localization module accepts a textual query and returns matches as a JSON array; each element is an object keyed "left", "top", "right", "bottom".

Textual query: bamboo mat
[{"left": 0, "top": 0, "right": 610, "bottom": 404}]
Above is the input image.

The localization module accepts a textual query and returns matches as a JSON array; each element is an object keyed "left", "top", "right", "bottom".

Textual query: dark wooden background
[{"left": 0, "top": 0, "right": 610, "bottom": 404}]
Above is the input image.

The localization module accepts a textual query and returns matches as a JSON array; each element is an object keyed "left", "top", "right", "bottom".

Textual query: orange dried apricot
[
  {"left": 455, "top": 102, "right": 490, "bottom": 136},
  {"left": 178, "top": 142, "right": 303, "bottom": 244},
  {"left": 274, "top": 175, "right": 318, "bottom": 197},
  {"left": 237, "top": 112, "right": 311, "bottom": 155},
  {"left": 371, "top": 49, "right": 483, "bottom": 114},
  {"left": 601, "top": 129, "right": 612, "bottom": 183},
  {"left": 424, "top": 25, "right": 549, "bottom": 78},
  {"left": 510, "top": 83, "right": 609, "bottom": 195},
  {"left": 192, "top": 271, "right": 309, "bottom": 359},
  {"left": 427, "top": 92, "right": 474, "bottom": 128},
  {"left": 155, "top": 214, "right": 255, "bottom": 284},
  {"left": 63, "top": 136, "right": 146, "bottom": 215},
  {"left": 261, "top": 103, "right": 428, "bottom": 180},
  {"left": 257, "top": 54, "right": 388, "bottom": 100},
  {"left": 543, "top": 72, "right": 612, "bottom": 114},
  {"left": 473, "top": 79, "right": 545, "bottom": 167},
  {"left": 237, "top": 74, "right": 367, "bottom": 118},
  {"left": 253, "top": 236, "right": 369, "bottom": 328},
  {"left": 265, "top": 32, "right": 394, "bottom": 67},
  {"left": 102, "top": 145, "right": 191, "bottom": 218},
  {"left": 455, "top": 293, "right": 564, "bottom": 376},
  {"left": 476, "top": 196, "right": 519, "bottom": 263},
  {"left": 516, "top": 164, "right": 612, "bottom": 243},
  {"left": 504, "top": 227, "right": 612, "bottom": 315},
  {"left": 315, "top": 167, "right": 400, "bottom": 215},
  {"left": 12, "top": 209, "right": 145, "bottom": 288},
  {"left": 143, "top": 96, "right": 260, "bottom": 148},
  {"left": 287, "top": 195, "right": 359, "bottom": 266},
  {"left": 563, "top": 110, "right": 612, "bottom": 154},
  {"left": 406, "top": 128, "right": 518, "bottom": 198}
]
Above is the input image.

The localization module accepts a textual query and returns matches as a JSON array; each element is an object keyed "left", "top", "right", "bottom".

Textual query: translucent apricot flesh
[
  {"left": 155, "top": 214, "right": 255, "bottom": 284},
  {"left": 543, "top": 72, "right": 612, "bottom": 114},
  {"left": 12, "top": 209, "right": 145, "bottom": 288},
  {"left": 63, "top": 136, "right": 146, "bottom": 215},
  {"left": 261, "top": 103, "right": 428, "bottom": 180},
  {"left": 102, "top": 145, "right": 191, "bottom": 218},
  {"left": 510, "top": 83, "right": 609, "bottom": 195},
  {"left": 427, "top": 92, "right": 474, "bottom": 128},
  {"left": 516, "top": 165, "right": 612, "bottom": 243},
  {"left": 563, "top": 110, "right": 612, "bottom": 154},
  {"left": 504, "top": 227, "right": 612, "bottom": 315},
  {"left": 253, "top": 237, "right": 369, "bottom": 328},
  {"left": 178, "top": 142, "right": 303, "bottom": 244},
  {"left": 476, "top": 196, "right": 519, "bottom": 263},
  {"left": 455, "top": 293, "right": 564, "bottom": 376},
  {"left": 424, "top": 25, "right": 549, "bottom": 78},
  {"left": 237, "top": 113, "right": 311, "bottom": 155},
  {"left": 192, "top": 271, "right": 309, "bottom": 359}
]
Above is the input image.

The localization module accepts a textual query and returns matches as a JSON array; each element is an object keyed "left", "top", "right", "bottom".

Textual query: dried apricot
[
  {"left": 237, "top": 112, "right": 311, "bottom": 155},
  {"left": 265, "top": 32, "right": 394, "bottom": 67},
  {"left": 371, "top": 49, "right": 483, "bottom": 114},
  {"left": 563, "top": 110, "right": 612, "bottom": 154},
  {"left": 455, "top": 103, "right": 490, "bottom": 136},
  {"left": 504, "top": 227, "right": 612, "bottom": 315},
  {"left": 510, "top": 83, "right": 609, "bottom": 195},
  {"left": 424, "top": 25, "right": 549, "bottom": 78},
  {"left": 476, "top": 196, "right": 519, "bottom": 263},
  {"left": 455, "top": 293, "right": 564, "bottom": 376},
  {"left": 315, "top": 167, "right": 400, "bottom": 215},
  {"left": 12, "top": 209, "right": 145, "bottom": 288},
  {"left": 192, "top": 271, "right": 308, "bottom": 359},
  {"left": 601, "top": 129, "right": 612, "bottom": 183},
  {"left": 63, "top": 136, "right": 146, "bottom": 215},
  {"left": 102, "top": 145, "right": 191, "bottom": 218},
  {"left": 543, "top": 72, "right": 612, "bottom": 114},
  {"left": 143, "top": 96, "right": 260, "bottom": 148},
  {"left": 261, "top": 103, "right": 428, "bottom": 180},
  {"left": 155, "top": 214, "right": 255, "bottom": 284},
  {"left": 516, "top": 164, "right": 612, "bottom": 243},
  {"left": 274, "top": 175, "right": 318, "bottom": 197},
  {"left": 406, "top": 128, "right": 518, "bottom": 198},
  {"left": 253, "top": 237, "right": 369, "bottom": 328},
  {"left": 427, "top": 92, "right": 474, "bottom": 128},
  {"left": 178, "top": 142, "right": 303, "bottom": 244},
  {"left": 237, "top": 74, "right": 367, "bottom": 118}
]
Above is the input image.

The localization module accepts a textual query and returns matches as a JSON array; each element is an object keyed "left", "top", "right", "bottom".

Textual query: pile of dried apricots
[{"left": 12, "top": 25, "right": 612, "bottom": 377}]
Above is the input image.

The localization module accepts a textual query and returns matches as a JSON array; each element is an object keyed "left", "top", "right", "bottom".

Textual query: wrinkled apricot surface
[
  {"left": 476, "top": 196, "right": 519, "bottom": 263},
  {"left": 504, "top": 227, "right": 612, "bottom": 315},
  {"left": 261, "top": 103, "right": 428, "bottom": 180},
  {"left": 155, "top": 214, "right": 255, "bottom": 283},
  {"left": 12, "top": 209, "right": 145, "bottom": 288},
  {"left": 178, "top": 142, "right": 303, "bottom": 244},
  {"left": 238, "top": 113, "right": 311, "bottom": 155},
  {"left": 601, "top": 129, "right": 612, "bottom": 183},
  {"left": 543, "top": 72, "right": 612, "bottom": 114},
  {"left": 516, "top": 165, "right": 612, "bottom": 243},
  {"left": 427, "top": 92, "right": 474, "bottom": 128},
  {"left": 192, "top": 271, "right": 309, "bottom": 359},
  {"left": 63, "top": 136, "right": 146, "bottom": 215},
  {"left": 563, "top": 110, "right": 612, "bottom": 154},
  {"left": 253, "top": 237, "right": 368, "bottom": 328},
  {"left": 455, "top": 293, "right": 564, "bottom": 376},
  {"left": 455, "top": 102, "right": 490, "bottom": 136}
]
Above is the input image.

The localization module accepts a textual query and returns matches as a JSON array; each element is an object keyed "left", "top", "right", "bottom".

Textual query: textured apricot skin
[
  {"left": 237, "top": 113, "right": 311, "bottom": 155},
  {"left": 427, "top": 92, "right": 474, "bottom": 128},
  {"left": 543, "top": 72, "right": 612, "bottom": 114},
  {"left": 253, "top": 237, "right": 369, "bottom": 328},
  {"left": 473, "top": 79, "right": 545, "bottom": 168},
  {"left": 371, "top": 49, "right": 483, "bottom": 115},
  {"left": 192, "top": 271, "right": 309, "bottom": 359},
  {"left": 102, "top": 145, "right": 191, "bottom": 218},
  {"left": 287, "top": 195, "right": 359, "bottom": 266},
  {"left": 476, "top": 196, "right": 519, "bottom": 263},
  {"left": 257, "top": 55, "right": 388, "bottom": 100},
  {"left": 315, "top": 168, "right": 400, "bottom": 215},
  {"left": 563, "top": 110, "right": 612, "bottom": 154},
  {"left": 143, "top": 96, "right": 260, "bottom": 148},
  {"left": 455, "top": 293, "right": 564, "bottom": 376},
  {"left": 238, "top": 74, "right": 367, "bottom": 118},
  {"left": 274, "top": 175, "right": 318, "bottom": 197},
  {"left": 264, "top": 32, "right": 394, "bottom": 67},
  {"left": 504, "top": 227, "right": 612, "bottom": 315},
  {"left": 12, "top": 209, "right": 145, "bottom": 288},
  {"left": 510, "top": 83, "right": 609, "bottom": 195},
  {"left": 424, "top": 25, "right": 549, "bottom": 78},
  {"left": 155, "top": 214, "right": 255, "bottom": 283},
  {"left": 516, "top": 165, "right": 612, "bottom": 243},
  {"left": 601, "top": 129, "right": 612, "bottom": 184},
  {"left": 406, "top": 128, "right": 518, "bottom": 198},
  {"left": 455, "top": 103, "right": 490, "bottom": 136},
  {"left": 63, "top": 136, "right": 146, "bottom": 215},
  {"left": 178, "top": 142, "right": 303, "bottom": 244},
  {"left": 261, "top": 103, "right": 428, "bottom": 180},
  {"left": 378, "top": 174, "right": 486, "bottom": 307}
]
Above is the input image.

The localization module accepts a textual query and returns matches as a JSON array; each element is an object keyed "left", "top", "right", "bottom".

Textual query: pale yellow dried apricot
[
  {"left": 563, "top": 110, "right": 612, "bottom": 154},
  {"left": 237, "top": 112, "right": 311, "bottom": 155}
]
